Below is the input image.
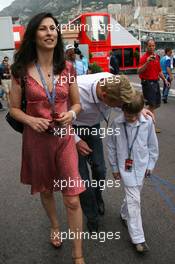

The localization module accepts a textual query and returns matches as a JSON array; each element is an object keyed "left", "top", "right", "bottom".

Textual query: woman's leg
[
  {"left": 63, "top": 195, "right": 84, "bottom": 263},
  {"left": 40, "top": 192, "right": 61, "bottom": 247}
]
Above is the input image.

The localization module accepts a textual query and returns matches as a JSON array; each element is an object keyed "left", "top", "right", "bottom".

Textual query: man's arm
[
  {"left": 167, "top": 66, "right": 173, "bottom": 81},
  {"left": 106, "top": 122, "right": 119, "bottom": 173},
  {"left": 138, "top": 55, "right": 155, "bottom": 74},
  {"left": 166, "top": 58, "right": 173, "bottom": 81},
  {"left": 159, "top": 71, "right": 170, "bottom": 86},
  {"left": 138, "top": 60, "right": 149, "bottom": 74}
]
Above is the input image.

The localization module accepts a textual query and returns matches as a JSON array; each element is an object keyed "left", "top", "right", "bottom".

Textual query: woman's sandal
[
  {"left": 50, "top": 227, "right": 63, "bottom": 248},
  {"left": 72, "top": 256, "right": 86, "bottom": 264}
]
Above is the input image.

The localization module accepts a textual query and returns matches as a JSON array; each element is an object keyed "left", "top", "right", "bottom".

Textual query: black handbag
[{"left": 5, "top": 78, "right": 26, "bottom": 133}]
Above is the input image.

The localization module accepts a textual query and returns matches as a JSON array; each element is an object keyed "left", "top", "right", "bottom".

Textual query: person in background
[
  {"left": 65, "top": 44, "right": 86, "bottom": 75},
  {"left": 160, "top": 48, "right": 173, "bottom": 104},
  {"left": 65, "top": 44, "right": 76, "bottom": 64},
  {"left": 0, "top": 79, "right": 5, "bottom": 111},
  {"left": 75, "top": 51, "right": 86, "bottom": 76},
  {"left": 87, "top": 64, "right": 92, "bottom": 74},
  {"left": 80, "top": 54, "right": 88, "bottom": 74},
  {"left": 107, "top": 91, "right": 159, "bottom": 253},
  {"left": 0, "top": 56, "right": 10, "bottom": 73},
  {"left": 138, "top": 39, "right": 169, "bottom": 133},
  {"left": 109, "top": 50, "right": 120, "bottom": 75},
  {"left": 0, "top": 100, "right": 3, "bottom": 111},
  {"left": 0, "top": 58, "right": 11, "bottom": 106},
  {"left": 10, "top": 12, "right": 85, "bottom": 264}
]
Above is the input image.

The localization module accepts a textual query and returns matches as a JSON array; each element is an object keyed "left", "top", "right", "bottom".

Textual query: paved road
[
  {"left": 128, "top": 74, "right": 175, "bottom": 96},
  {"left": 0, "top": 96, "right": 175, "bottom": 264}
]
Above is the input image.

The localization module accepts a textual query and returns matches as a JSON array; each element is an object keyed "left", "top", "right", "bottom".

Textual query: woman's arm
[
  {"left": 57, "top": 81, "right": 81, "bottom": 126},
  {"left": 69, "top": 80, "right": 81, "bottom": 115},
  {"left": 10, "top": 76, "right": 50, "bottom": 132}
]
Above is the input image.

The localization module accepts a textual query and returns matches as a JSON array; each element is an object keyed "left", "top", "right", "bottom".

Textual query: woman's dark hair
[
  {"left": 122, "top": 90, "right": 144, "bottom": 114},
  {"left": 11, "top": 12, "right": 65, "bottom": 79}
]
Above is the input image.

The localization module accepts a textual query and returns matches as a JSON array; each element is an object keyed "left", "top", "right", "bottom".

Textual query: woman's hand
[
  {"left": 27, "top": 116, "right": 50, "bottom": 133},
  {"left": 141, "top": 108, "right": 155, "bottom": 123},
  {"left": 56, "top": 111, "right": 74, "bottom": 126}
]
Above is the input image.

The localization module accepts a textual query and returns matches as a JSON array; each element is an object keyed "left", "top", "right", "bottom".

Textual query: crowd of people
[
  {"left": 0, "top": 56, "right": 11, "bottom": 110},
  {"left": 1, "top": 11, "right": 174, "bottom": 264},
  {"left": 138, "top": 39, "right": 174, "bottom": 133}
]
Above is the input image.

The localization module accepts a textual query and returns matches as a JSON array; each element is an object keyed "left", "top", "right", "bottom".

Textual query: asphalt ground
[{"left": 0, "top": 77, "right": 175, "bottom": 264}]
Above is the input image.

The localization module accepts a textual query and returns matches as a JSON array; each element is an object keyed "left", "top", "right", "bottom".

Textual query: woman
[{"left": 10, "top": 12, "right": 85, "bottom": 264}]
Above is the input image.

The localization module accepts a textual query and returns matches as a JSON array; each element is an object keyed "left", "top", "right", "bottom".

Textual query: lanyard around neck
[
  {"left": 91, "top": 84, "right": 110, "bottom": 126},
  {"left": 35, "top": 63, "right": 56, "bottom": 110},
  {"left": 124, "top": 122, "right": 140, "bottom": 159}
]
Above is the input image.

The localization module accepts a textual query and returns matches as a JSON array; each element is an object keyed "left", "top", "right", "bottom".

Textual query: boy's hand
[
  {"left": 145, "top": 169, "right": 151, "bottom": 178},
  {"left": 113, "top": 172, "right": 121, "bottom": 180}
]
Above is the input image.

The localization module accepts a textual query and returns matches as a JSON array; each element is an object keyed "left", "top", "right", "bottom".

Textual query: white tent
[{"left": 110, "top": 17, "right": 141, "bottom": 46}]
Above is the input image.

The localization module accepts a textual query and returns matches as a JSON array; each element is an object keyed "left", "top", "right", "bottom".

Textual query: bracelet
[{"left": 69, "top": 110, "right": 77, "bottom": 121}]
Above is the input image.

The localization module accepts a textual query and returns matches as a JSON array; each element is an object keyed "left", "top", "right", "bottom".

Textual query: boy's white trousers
[{"left": 120, "top": 184, "right": 145, "bottom": 244}]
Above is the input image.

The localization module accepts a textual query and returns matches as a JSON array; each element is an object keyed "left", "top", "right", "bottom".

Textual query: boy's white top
[{"left": 107, "top": 113, "right": 159, "bottom": 186}]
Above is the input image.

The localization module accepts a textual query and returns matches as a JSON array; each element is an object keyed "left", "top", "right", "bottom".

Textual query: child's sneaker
[{"left": 135, "top": 242, "right": 149, "bottom": 253}]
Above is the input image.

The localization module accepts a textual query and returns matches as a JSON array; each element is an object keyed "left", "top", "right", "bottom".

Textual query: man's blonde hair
[{"left": 99, "top": 75, "right": 136, "bottom": 104}]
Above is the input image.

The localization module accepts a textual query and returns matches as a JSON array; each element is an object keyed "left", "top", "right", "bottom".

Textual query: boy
[{"left": 107, "top": 91, "right": 159, "bottom": 253}]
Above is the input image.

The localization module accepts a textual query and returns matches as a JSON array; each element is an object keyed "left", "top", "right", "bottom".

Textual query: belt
[
  {"left": 73, "top": 123, "right": 100, "bottom": 129},
  {"left": 141, "top": 79, "right": 158, "bottom": 82}
]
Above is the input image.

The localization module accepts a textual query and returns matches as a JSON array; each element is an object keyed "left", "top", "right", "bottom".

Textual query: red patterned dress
[{"left": 20, "top": 62, "right": 85, "bottom": 195}]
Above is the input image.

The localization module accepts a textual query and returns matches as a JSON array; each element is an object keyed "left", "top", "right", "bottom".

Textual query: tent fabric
[{"left": 110, "top": 17, "right": 141, "bottom": 46}]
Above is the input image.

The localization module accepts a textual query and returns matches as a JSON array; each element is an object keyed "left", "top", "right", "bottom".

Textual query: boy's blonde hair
[
  {"left": 99, "top": 75, "right": 136, "bottom": 103},
  {"left": 122, "top": 90, "right": 144, "bottom": 114}
]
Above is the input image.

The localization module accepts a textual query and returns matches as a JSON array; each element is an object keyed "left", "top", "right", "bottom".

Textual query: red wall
[{"left": 13, "top": 25, "right": 25, "bottom": 49}]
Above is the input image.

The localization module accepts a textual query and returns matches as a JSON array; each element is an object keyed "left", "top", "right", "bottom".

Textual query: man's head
[
  {"left": 165, "top": 48, "right": 172, "bottom": 57},
  {"left": 65, "top": 44, "right": 75, "bottom": 62},
  {"left": 98, "top": 75, "right": 136, "bottom": 108},
  {"left": 3, "top": 56, "right": 9, "bottom": 63},
  {"left": 146, "top": 39, "right": 156, "bottom": 54},
  {"left": 112, "top": 49, "right": 117, "bottom": 56},
  {"left": 122, "top": 90, "right": 144, "bottom": 123}
]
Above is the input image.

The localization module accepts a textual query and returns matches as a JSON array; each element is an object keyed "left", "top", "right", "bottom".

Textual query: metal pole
[
  {"left": 138, "top": 0, "right": 141, "bottom": 42},
  {"left": 79, "top": 0, "right": 82, "bottom": 13},
  {"left": 139, "top": 16, "right": 141, "bottom": 42}
]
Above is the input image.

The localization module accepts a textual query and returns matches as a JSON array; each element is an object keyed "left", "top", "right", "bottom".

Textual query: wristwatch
[{"left": 69, "top": 110, "right": 77, "bottom": 121}]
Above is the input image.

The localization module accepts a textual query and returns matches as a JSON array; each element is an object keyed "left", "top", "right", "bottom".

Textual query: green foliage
[
  {"left": 90, "top": 62, "right": 103, "bottom": 73},
  {"left": 89, "top": 53, "right": 93, "bottom": 59}
]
